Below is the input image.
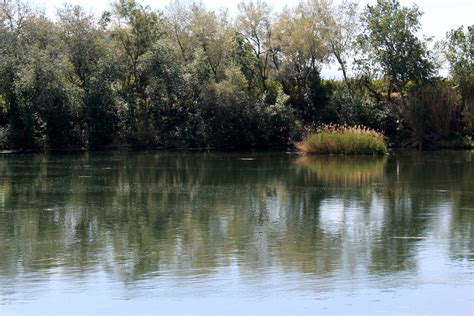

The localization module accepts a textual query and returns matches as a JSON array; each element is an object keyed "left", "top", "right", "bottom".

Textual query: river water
[{"left": 0, "top": 151, "right": 472, "bottom": 315}]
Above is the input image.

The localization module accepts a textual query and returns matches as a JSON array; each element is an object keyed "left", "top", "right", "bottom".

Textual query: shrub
[
  {"left": 322, "top": 80, "right": 401, "bottom": 140},
  {"left": 461, "top": 75, "right": 474, "bottom": 135},
  {"left": 296, "top": 124, "right": 388, "bottom": 155},
  {"left": 0, "top": 126, "right": 10, "bottom": 149},
  {"left": 8, "top": 49, "right": 86, "bottom": 150},
  {"left": 254, "top": 90, "right": 302, "bottom": 147},
  {"left": 403, "top": 81, "right": 462, "bottom": 148}
]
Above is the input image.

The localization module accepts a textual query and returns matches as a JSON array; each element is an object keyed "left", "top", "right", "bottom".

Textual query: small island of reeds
[{"left": 296, "top": 124, "right": 388, "bottom": 156}]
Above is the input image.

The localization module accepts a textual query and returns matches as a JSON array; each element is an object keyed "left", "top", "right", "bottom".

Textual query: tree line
[{"left": 0, "top": 0, "right": 472, "bottom": 150}]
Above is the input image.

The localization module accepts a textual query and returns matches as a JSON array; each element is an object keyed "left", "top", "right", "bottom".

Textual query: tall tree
[
  {"left": 444, "top": 25, "right": 474, "bottom": 93},
  {"left": 357, "top": 0, "right": 434, "bottom": 97},
  {"left": 236, "top": 0, "right": 273, "bottom": 91},
  {"left": 188, "top": 3, "right": 233, "bottom": 82},
  {"left": 109, "top": 0, "right": 164, "bottom": 142},
  {"left": 272, "top": 0, "right": 331, "bottom": 122},
  {"left": 443, "top": 25, "right": 474, "bottom": 133},
  {"left": 57, "top": 5, "right": 105, "bottom": 87},
  {"left": 320, "top": 0, "right": 359, "bottom": 84},
  {"left": 165, "top": 0, "right": 193, "bottom": 62}
]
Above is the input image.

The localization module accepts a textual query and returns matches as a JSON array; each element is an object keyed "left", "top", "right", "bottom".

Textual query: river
[{"left": 0, "top": 151, "right": 472, "bottom": 315}]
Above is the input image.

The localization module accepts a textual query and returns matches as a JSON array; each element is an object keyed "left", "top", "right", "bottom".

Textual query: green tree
[
  {"left": 188, "top": 3, "right": 233, "bottom": 82},
  {"left": 231, "top": 33, "right": 260, "bottom": 92},
  {"left": 0, "top": 4, "right": 83, "bottom": 149},
  {"left": 272, "top": 1, "right": 331, "bottom": 122},
  {"left": 443, "top": 25, "right": 474, "bottom": 133},
  {"left": 357, "top": 0, "right": 434, "bottom": 97},
  {"left": 444, "top": 26, "right": 473, "bottom": 93},
  {"left": 236, "top": 0, "right": 274, "bottom": 91},
  {"left": 110, "top": 0, "right": 165, "bottom": 143},
  {"left": 321, "top": 0, "right": 359, "bottom": 84},
  {"left": 58, "top": 5, "right": 118, "bottom": 148}
]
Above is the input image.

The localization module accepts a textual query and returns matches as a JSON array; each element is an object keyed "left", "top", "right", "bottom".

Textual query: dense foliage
[{"left": 0, "top": 0, "right": 472, "bottom": 150}]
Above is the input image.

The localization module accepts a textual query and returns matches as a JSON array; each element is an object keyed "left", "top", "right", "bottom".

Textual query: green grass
[{"left": 297, "top": 125, "right": 388, "bottom": 155}]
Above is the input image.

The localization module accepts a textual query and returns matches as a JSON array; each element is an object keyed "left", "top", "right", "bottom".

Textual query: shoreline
[{"left": 0, "top": 144, "right": 472, "bottom": 155}]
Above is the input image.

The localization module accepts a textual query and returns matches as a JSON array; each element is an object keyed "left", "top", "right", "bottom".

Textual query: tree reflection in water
[{"left": 0, "top": 151, "right": 472, "bottom": 295}]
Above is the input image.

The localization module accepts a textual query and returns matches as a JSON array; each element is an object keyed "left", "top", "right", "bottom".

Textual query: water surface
[{"left": 0, "top": 151, "right": 473, "bottom": 315}]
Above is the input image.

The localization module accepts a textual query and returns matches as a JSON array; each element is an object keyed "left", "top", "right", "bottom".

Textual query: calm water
[{"left": 0, "top": 151, "right": 473, "bottom": 315}]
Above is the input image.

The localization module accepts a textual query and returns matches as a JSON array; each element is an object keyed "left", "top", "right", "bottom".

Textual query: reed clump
[{"left": 296, "top": 124, "right": 388, "bottom": 155}]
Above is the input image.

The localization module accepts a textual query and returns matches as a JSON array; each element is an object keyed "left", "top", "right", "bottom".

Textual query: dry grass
[{"left": 296, "top": 124, "right": 388, "bottom": 155}]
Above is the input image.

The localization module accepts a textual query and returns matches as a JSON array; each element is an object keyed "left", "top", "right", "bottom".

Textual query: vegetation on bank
[
  {"left": 0, "top": 0, "right": 472, "bottom": 151},
  {"left": 297, "top": 125, "right": 388, "bottom": 155}
]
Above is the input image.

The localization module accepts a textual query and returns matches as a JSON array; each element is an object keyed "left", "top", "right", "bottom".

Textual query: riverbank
[{"left": 0, "top": 142, "right": 472, "bottom": 155}]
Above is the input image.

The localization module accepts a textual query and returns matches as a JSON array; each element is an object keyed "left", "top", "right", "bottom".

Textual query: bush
[
  {"left": 254, "top": 90, "right": 302, "bottom": 146},
  {"left": 0, "top": 126, "right": 10, "bottom": 149},
  {"left": 323, "top": 80, "right": 401, "bottom": 139},
  {"left": 12, "top": 52, "right": 85, "bottom": 150},
  {"left": 461, "top": 75, "right": 474, "bottom": 135},
  {"left": 296, "top": 124, "right": 388, "bottom": 155},
  {"left": 403, "top": 81, "right": 462, "bottom": 148},
  {"left": 171, "top": 67, "right": 302, "bottom": 149}
]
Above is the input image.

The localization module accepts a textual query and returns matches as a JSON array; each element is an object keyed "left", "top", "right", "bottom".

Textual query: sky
[{"left": 29, "top": 0, "right": 473, "bottom": 78}]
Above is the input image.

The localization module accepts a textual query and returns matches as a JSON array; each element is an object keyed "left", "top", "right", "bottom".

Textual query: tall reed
[{"left": 296, "top": 124, "right": 388, "bottom": 155}]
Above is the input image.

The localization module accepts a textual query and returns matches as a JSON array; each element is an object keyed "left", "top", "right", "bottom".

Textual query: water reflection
[
  {"left": 0, "top": 151, "right": 472, "bottom": 305},
  {"left": 296, "top": 155, "right": 387, "bottom": 185}
]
